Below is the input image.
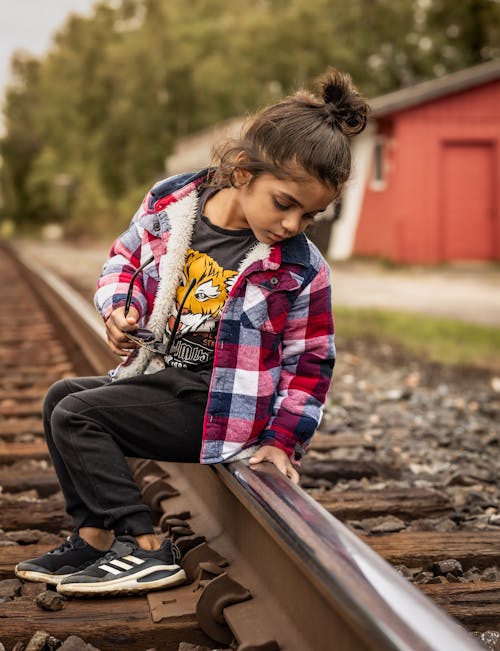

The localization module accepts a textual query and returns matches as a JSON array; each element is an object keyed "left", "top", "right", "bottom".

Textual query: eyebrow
[
  {"left": 278, "top": 191, "right": 303, "bottom": 207},
  {"left": 278, "top": 191, "right": 330, "bottom": 214}
]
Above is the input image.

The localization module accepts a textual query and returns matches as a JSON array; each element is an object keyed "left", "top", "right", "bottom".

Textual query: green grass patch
[{"left": 334, "top": 306, "right": 500, "bottom": 370}]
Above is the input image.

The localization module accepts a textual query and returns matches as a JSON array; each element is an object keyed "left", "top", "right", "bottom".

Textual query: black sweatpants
[{"left": 43, "top": 368, "right": 209, "bottom": 536}]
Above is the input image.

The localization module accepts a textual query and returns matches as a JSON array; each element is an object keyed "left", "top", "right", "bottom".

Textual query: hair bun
[{"left": 318, "top": 69, "right": 369, "bottom": 136}]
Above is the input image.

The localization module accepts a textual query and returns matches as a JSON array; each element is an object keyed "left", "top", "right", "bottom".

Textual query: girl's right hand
[{"left": 105, "top": 306, "right": 140, "bottom": 355}]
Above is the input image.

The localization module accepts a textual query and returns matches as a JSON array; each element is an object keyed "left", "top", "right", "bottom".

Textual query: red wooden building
[
  {"left": 330, "top": 59, "right": 500, "bottom": 264},
  {"left": 166, "top": 60, "right": 500, "bottom": 264}
]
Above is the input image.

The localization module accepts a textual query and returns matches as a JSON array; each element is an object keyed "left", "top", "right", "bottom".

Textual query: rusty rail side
[{"left": 9, "top": 242, "right": 484, "bottom": 651}]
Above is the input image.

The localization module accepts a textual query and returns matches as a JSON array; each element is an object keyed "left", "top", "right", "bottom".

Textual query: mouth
[{"left": 268, "top": 232, "right": 285, "bottom": 243}]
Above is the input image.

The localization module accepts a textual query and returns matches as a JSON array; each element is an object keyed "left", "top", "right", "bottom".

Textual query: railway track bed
[{"left": 1, "top": 241, "right": 499, "bottom": 650}]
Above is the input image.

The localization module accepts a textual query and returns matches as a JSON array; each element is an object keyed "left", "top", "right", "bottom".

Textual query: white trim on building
[{"left": 328, "top": 124, "right": 375, "bottom": 260}]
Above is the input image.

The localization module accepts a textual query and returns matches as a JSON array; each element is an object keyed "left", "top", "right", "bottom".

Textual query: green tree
[
  {"left": 0, "top": 54, "right": 43, "bottom": 228},
  {"left": 425, "top": 0, "right": 500, "bottom": 72},
  {"left": 1, "top": 0, "right": 499, "bottom": 235}
]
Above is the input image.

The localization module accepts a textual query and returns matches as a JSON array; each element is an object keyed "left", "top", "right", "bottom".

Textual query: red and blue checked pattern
[
  {"left": 94, "top": 171, "right": 335, "bottom": 464},
  {"left": 95, "top": 172, "right": 207, "bottom": 322}
]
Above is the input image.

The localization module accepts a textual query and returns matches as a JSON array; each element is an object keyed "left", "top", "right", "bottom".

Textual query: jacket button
[{"left": 270, "top": 277, "right": 278, "bottom": 286}]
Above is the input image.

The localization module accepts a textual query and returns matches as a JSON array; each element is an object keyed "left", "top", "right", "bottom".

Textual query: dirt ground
[
  {"left": 331, "top": 259, "right": 500, "bottom": 327},
  {"left": 18, "top": 238, "right": 500, "bottom": 328}
]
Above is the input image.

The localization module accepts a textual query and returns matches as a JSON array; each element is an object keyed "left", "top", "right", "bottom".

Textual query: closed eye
[
  {"left": 272, "top": 197, "right": 291, "bottom": 211},
  {"left": 273, "top": 196, "right": 319, "bottom": 220}
]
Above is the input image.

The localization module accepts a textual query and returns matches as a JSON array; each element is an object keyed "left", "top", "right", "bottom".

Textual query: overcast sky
[{"left": 0, "top": 0, "right": 98, "bottom": 103}]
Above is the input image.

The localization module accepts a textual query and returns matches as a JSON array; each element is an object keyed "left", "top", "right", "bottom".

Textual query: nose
[{"left": 281, "top": 211, "right": 302, "bottom": 236}]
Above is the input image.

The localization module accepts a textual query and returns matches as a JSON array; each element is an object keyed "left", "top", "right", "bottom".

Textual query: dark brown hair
[{"left": 210, "top": 68, "right": 370, "bottom": 192}]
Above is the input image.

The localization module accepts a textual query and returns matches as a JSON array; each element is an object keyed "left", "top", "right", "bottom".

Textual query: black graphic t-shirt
[{"left": 163, "top": 187, "right": 257, "bottom": 370}]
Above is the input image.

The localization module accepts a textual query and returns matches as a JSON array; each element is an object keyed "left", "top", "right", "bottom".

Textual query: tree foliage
[{"left": 1, "top": 0, "right": 499, "bottom": 234}]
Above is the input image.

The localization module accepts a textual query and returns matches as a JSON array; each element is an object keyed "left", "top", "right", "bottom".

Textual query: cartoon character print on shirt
[{"left": 167, "top": 248, "right": 238, "bottom": 337}]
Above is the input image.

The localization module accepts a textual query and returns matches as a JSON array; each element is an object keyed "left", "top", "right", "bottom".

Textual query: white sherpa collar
[{"left": 115, "top": 190, "right": 199, "bottom": 379}]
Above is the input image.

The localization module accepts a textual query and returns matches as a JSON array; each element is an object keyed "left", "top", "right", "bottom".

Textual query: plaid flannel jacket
[{"left": 94, "top": 170, "right": 335, "bottom": 464}]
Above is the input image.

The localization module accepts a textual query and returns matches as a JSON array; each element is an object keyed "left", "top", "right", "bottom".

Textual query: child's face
[{"left": 234, "top": 172, "right": 336, "bottom": 245}]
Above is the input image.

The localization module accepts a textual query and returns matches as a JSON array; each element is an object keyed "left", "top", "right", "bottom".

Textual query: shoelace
[
  {"left": 93, "top": 549, "right": 119, "bottom": 565},
  {"left": 49, "top": 536, "right": 75, "bottom": 555},
  {"left": 171, "top": 542, "right": 181, "bottom": 563}
]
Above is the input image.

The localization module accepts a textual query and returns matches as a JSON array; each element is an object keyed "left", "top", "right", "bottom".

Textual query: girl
[{"left": 15, "top": 69, "right": 369, "bottom": 596}]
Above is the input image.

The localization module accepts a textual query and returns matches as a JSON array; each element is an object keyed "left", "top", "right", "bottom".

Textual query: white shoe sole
[
  {"left": 56, "top": 566, "right": 186, "bottom": 596},
  {"left": 14, "top": 566, "right": 72, "bottom": 585}
]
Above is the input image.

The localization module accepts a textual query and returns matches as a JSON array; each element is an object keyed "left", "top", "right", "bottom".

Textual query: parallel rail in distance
[{"left": 11, "top": 242, "right": 483, "bottom": 651}]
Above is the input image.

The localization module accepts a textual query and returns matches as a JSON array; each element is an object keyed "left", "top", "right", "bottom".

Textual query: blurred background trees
[{"left": 1, "top": 0, "right": 499, "bottom": 236}]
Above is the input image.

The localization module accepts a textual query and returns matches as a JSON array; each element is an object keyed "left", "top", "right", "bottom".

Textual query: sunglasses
[{"left": 123, "top": 255, "right": 195, "bottom": 356}]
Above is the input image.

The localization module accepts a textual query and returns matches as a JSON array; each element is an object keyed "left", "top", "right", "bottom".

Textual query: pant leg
[
  {"left": 50, "top": 367, "right": 208, "bottom": 536},
  {"left": 43, "top": 376, "right": 111, "bottom": 529}
]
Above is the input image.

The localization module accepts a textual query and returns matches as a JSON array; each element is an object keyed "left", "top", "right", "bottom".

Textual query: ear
[
  {"left": 231, "top": 151, "right": 252, "bottom": 187},
  {"left": 232, "top": 166, "right": 252, "bottom": 187}
]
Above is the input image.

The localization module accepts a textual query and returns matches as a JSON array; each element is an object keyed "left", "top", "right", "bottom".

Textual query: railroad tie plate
[{"left": 147, "top": 583, "right": 200, "bottom": 623}]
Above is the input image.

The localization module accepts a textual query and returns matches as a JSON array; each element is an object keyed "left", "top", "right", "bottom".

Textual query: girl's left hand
[{"left": 248, "top": 445, "right": 300, "bottom": 484}]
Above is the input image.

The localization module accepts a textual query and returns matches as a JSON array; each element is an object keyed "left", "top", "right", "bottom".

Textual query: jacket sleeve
[
  {"left": 94, "top": 202, "right": 151, "bottom": 321},
  {"left": 258, "top": 260, "right": 335, "bottom": 460}
]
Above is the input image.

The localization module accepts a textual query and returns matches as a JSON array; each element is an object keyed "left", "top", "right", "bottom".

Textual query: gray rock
[
  {"left": 0, "top": 579, "right": 22, "bottom": 599},
  {"left": 394, "top": 565, "right": 413, "bottom": 579},
  {"left": 368, "top": 516, "right": 406, "bottom": 534},
  {"left": 472, "top": 630, "right": 500, "bottom": 650},
  {"left": 35, "top": 590, "right": 66, "bottom": 611},
  {"left": 481, "top": 567, "right": 500, "bottom": 582},
  {"left": 59, "top": 636, "right": 101, "bottom": 650},
  {"left": 414, "top": 571, "right": 434, "bottom": 584},
  {"left": 432, "top": 559, "right": 463, "bottom": 577},
  {"left": 427, "top": 576, "right": 447, "bottom": 584},
  {"left": 6, "top": 529, "right": 44, "bottom": 544},
  {"left": 25, "top": 631, "right": 51, "bottom": 651}
]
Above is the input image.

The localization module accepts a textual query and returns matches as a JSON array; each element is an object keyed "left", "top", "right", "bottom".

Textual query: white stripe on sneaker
[
  {"left": 123, "top": 555, "right": 145, "bottom": 565},
  {"left": 99, "top": 563, "right": 122, "bottom": 575},
  {"left": 109, "top": 559, "right": 134, "bottom": 570}
]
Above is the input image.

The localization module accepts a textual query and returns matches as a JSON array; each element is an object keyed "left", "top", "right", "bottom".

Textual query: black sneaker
[
  {"left": 14, "top": 534, "right": 110, "bottom": 585},
  {"left": 56, "top": 536, "right": 186, "bottom": 596}
]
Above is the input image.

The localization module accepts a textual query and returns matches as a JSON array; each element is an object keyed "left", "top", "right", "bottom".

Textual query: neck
[{"left": 204, "top": 187, "right": 247, "bottom": 229}]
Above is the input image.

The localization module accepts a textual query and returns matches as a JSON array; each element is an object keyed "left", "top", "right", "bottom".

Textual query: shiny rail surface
[
  {"left": 10, "top": 242, "right": 483, "bottom": 651},
  {"left": 221, "top": 461, "right": 482, "bottom": 650}
]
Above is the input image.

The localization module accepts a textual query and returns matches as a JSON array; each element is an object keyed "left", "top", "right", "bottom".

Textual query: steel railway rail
[{"left": 1, "top": 242, "right": 484, "bottom": 651}]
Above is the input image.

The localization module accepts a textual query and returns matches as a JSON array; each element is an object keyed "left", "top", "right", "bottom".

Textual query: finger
[
  {"left": 110, "top": 307, "right": 139, "bottom": 333},
  {"left": 256, "top": 453, "right": 299, "bottom": 483},
  {"left": 248, "top": 448, "right": 268, "bottom": 464},
  {"left": 106, "top": 331, "right": 137, "bottom": 355},
  {"left": 249, "top": 451, "right": 287, "bottom": 477},
  {"left": 274, "top": 459, "right": 290, "bottom": 476},
  {"left": 107, "top": 339, "right": 128, "bottom": 356},
  {"left": 107, "top": 318, "right": 135, "bottom": 343}
]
